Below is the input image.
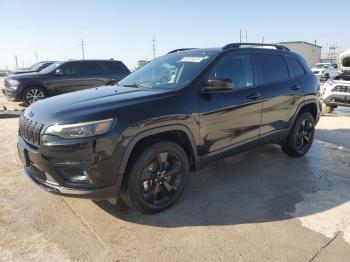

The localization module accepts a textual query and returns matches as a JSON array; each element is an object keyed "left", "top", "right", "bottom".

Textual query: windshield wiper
[{"left": 122, "top": 83, "right": 153, "bottom": 88}]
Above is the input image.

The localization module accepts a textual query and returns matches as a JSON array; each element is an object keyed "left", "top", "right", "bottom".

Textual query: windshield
[
  {"left": 30, "top": 62, "right": 45, "bottom": 71},
  {"left": 40, "top": 62, "right": 62, "bottom": 73},
  {"left": 314, "top": 64, "right": 329, "bottom": 69},
  {"left": 118, "top": 52, "right": 216, "bottom": 90}
]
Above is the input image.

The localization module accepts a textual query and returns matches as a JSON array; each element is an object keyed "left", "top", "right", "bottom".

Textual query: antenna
[
  {"left": 152, "top": 36, "right": 156, "bottom": 59},
  {"left": 80, "top": 38, "right": 85, "bottom": 60}
]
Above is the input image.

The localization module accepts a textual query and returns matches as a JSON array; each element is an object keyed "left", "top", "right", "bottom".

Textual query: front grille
[
  {"left": 4, "top": 80, "right": 9, "bottom": 87},
  {"left": 19, "top": 114, "right": 43, "bottom": 147},
  {"left": 313, "top": 71, "right": 320, "bottom": 74},
  {"left": 332, "top": 85, "right": 350, "bottom": 93}
]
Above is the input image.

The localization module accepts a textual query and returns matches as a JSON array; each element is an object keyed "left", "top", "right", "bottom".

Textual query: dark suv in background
[
  {"left": 17, "top": 43, "right": 320, "bottom": 213},
  {"left": 3, "top": 59, "right": 130, "bottom": 105}
]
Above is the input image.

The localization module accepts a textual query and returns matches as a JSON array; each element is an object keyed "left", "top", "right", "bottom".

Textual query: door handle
[
  {"left": 291, "top": 84, "right": 301, "bottom": 90},
  {"left": 246, "top": 93, "right": 261, "bottom": 100}
]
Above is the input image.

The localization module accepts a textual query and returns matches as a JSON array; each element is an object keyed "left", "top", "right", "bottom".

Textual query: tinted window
[
  {"left": 102, "top": 61, "right": 129, "bottom": 74},
  {"left": 285, "top": 57, "right": 305, "bottom": 77},
  {"left": 77, "top": 61, "right": 104, "bottom": 74},
  {"left": 208, "top": 53, "right": 254, "bottom": 89},
  {"left": 256, "top": 53, "right": 289, "bottom": 84},
  {"left": 59, "top": 62, "right": 80, "bottom": 75}
]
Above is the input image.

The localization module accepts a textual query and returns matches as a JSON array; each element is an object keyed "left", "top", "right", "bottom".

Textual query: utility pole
[
  {"left": 262, "top": 36, "right": 265, "bottom": 44},
  {"left": 245, "top": 30, "right": 248, "bottom": 43},
  {"left": 14, "top": 55, "right": 18, "bottom": 69},
  {"left": 35, "top": 51, "right": 38, "bottom": 62},
  {"left": 152, "top": 36, "right": 156, "bottom": 60},
  {"left": 80, "top": 38, "right": 85, "bottom": 60},
  {"left": 239, "top": 30, "right": 242, "bottom": 43}
]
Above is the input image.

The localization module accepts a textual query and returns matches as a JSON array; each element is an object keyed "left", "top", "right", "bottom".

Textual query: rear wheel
[
  {"left": 123, "top": 141, "right": 189, "bottom": 213},
  {"left": 282, "top": 112, "right": 315, "bottom": 157},
  {"left": 23, "top": 86, "right": 47, "bottom": 105}
]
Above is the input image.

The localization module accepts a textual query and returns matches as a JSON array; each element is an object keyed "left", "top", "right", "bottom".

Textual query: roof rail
[
  {"left": 223, "top": 43, "right": 290, "bottom": 51},
  {"left": 167, "top": 48, "right": 196, "bottom": 54}
]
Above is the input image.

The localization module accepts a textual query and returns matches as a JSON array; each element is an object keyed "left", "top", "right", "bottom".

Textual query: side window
[
  {"left": 102, "top": 61, "right": 129, "bottom": 74},
  {"left": 256, "top": 53, "right": 289, "bottom": 84},
  {"left": 285, "top": 57, "right": 305, "bottom": 78},
  {"left": 78, "top": 61, "right": 104, "bottom": 74},
  {"left": 208, "top": 53, "right": 254, "bottom": 89},
  {"left": 59, "top": 62, "right": 80, "bottom": 75}
]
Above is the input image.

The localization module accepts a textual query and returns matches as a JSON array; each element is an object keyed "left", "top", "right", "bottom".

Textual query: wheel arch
[
  {"left": 119, "top": 125, "right": 199, "bottom": 178},
  {"left": 290, "top": 99, "right": 320, "bottom": 129}
]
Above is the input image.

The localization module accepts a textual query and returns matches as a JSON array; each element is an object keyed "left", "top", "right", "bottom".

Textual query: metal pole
[
  {"left": 152, "top": 36, "right": 156, "bottom": 60},
  {"left": 81, "top": 39, "right": 85, "bottom": 60},
  {"left": 14, "top": 55, "right": 18, "bottom": 69}
]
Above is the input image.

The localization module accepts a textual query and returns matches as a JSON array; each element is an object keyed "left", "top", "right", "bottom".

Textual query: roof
[{"left": 278, "top": 41, "right": 322, "bottom": 48}]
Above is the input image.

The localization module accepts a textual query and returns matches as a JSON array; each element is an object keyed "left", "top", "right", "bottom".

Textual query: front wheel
[
  {"left": 23, "top": 86, "right": 47, "bottom": 105},
  {"left": 282, "top": 112, "right": 315, "bottom": 157},
  {"left": 123, "top": 141, "right": 190, "bottom": 213}
]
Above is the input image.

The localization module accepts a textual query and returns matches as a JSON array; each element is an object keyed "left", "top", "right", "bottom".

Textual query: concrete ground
[{"left": 0, "top": 79, "right": 350, "bottom": 261}]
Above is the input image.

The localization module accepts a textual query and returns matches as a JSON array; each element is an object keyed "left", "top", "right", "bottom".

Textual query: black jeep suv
[
  {"left": 3, "top": 59, "right": 130, "bottom": 105},
  {"left": 17, "top": 43, "right": 320, "bottom": 213}
]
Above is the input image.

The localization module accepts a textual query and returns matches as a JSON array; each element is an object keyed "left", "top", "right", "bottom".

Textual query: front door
[{"left": 199, "top": 52, "right": 263, "bottom": 154}]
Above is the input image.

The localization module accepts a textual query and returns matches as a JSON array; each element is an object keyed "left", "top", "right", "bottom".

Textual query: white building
[{"left": 278, "top": 41, "right": 322, "bottom": 67}]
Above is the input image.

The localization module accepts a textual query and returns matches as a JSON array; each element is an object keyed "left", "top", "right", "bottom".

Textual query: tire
[
  {"left": 325, "top": 73, "right": 330, "bottom": 80},
  {"left": 282, "top": 112, "right": 315, "bottom": 157},
  {"left": 22, "top": 86, "right": 47, "bottom": 105},
  {"left": 322, "top": 103, "right": 334, "bottom": 113},
  {"left": 123, "top": 141, "right": 190, "bottom": 214}
]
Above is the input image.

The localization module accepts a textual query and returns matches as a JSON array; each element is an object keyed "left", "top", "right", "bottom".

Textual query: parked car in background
[
  {"left": 322, "top": 50, "right": 350, "bottom": 113},
  {"left": 311, "top": 63, "right": 338, "bottom": 81},
  {"left": 7, "top": 61, "right": 56, "bottom": 75},
  {"left": 3, "top": 59, "right": 130, "bottom": 105},
  {"left": 17, "top": 43, "right": 320, "bottom": 213}
]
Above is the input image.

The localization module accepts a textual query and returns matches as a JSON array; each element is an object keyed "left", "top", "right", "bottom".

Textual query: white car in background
[
  {"left": 322, "top": 50, "right": 350, "bottom": 113},
  {"left": 311, "top": 63, "right": 338, "bottom": 81}
]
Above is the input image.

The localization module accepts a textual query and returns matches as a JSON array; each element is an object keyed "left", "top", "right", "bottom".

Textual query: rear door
[
  {"left": 75, "top": 61, "right": 108, "bottom": 89},
  {"left": 199, "top": 51, "right": 263, "bottom": 154},
  {"left": 101, "top": 61, "right": 130, "bottom": 83},
  {"left": 256, "top": 52, "right": 304, "bottom": 135}
]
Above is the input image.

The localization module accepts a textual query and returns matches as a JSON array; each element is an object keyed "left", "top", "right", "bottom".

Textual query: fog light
[{"left": 55, "top": 167, "right": 90, "bottom": 183}]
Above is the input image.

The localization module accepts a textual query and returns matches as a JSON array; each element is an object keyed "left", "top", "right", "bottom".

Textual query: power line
[{"left": 152, "top": 36, "right": 156, "bottom": 60}]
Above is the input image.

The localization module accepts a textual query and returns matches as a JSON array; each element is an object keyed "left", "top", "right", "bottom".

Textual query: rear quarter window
[
  {"left": 256, "top": 53, "right": 290, "bottom": 84},
  {"left": 285, "top": 56, "right": 305, "bottom": 78}
]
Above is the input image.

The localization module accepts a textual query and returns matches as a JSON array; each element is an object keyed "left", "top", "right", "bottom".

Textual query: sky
[{"left": 1, "top": 0, "right": 350, "bottom": 70}]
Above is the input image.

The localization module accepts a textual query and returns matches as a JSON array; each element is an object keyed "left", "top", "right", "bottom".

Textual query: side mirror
[
  {"left": 55, "top": 68, "right": 63, "bottom": 75},
  {"left": 203, "top": 78, "right": 233, "bottom": 92}
]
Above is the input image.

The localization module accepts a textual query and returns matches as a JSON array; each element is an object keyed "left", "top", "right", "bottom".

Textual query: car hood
[
  {"left": 6, "top": 71, "right": 45, "bottom": 80},
  {"left": 25, "top": 85, "right": 167, "bottom": 125}
]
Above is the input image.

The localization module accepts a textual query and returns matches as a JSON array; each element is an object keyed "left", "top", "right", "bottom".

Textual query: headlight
[
  {"left": 45, "top": 119, "right": 114, "bottom": 139},
  {"left": 7, "top": 79, "right": 20, "bottom": 88}
]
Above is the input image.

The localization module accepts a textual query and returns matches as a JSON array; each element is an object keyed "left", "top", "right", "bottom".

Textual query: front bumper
[
  {"left": 3, "top": 87, "right": 21, "bottom": 101},
  {"left": 17, "top": 132, "right": 125, "bottom": 199},
  {"left": 323, "top": 93, "right": 350, "bottom": 107}
]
